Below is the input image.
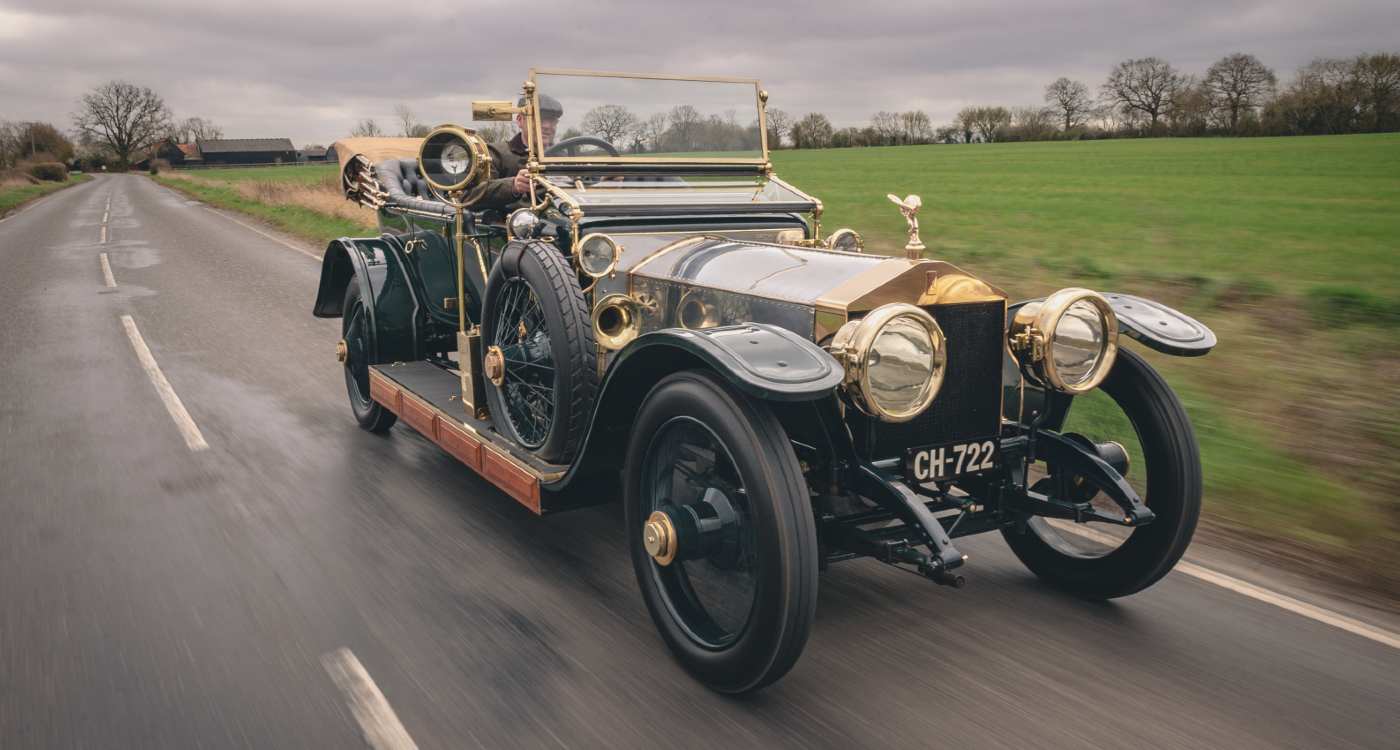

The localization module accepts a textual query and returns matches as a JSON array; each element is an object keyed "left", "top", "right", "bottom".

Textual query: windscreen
[{"left": 531, "top": 71, "right": 766, "bottom": 162}]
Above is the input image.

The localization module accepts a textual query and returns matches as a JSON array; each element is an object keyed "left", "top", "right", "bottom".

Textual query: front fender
[
  {"left": 543, "top": 323, "right": 841, "bottom": 494},
  {"left": 1010, "top": 292, "right": 1216, "bottom": 357}
]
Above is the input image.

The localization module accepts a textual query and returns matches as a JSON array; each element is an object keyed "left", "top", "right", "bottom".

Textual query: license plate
[{"left": 906, "top": 439, "right": 999, "bottom": 483}]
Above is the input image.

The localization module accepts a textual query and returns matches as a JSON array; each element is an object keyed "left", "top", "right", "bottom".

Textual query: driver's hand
[{"left": 512, "top": 169, "right": 530, "bottom": 196}]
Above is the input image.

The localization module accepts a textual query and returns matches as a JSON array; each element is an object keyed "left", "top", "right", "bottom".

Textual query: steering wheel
[{"left": 545, "top": 136, "right": 620, "bottom": 158}]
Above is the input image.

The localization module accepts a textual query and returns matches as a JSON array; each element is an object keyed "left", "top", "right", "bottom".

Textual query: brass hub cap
[
  {"left": 643, "top": 510, "right": 677, "bottom": 566},
  {"left": 335, "top": 339, "right": 348, "bottom": 363},
  {"left": 483, "top": 345, "right": 505, "bottom": 386}
]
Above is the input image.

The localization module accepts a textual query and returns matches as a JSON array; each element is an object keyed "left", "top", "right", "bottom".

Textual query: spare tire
[{"left": 481, "top": 240, "right": 598, "bottom": 463}]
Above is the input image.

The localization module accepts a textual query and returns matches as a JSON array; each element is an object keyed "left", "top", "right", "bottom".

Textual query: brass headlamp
[
  {"left": 829, "top": 303, "right": 946, "bottom": 422},
  {"left": 1010, "top": 288, "right": 1119, "bottom": 394}
]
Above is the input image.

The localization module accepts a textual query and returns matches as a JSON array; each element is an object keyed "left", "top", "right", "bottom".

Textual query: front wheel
[
  {"left": 1002, "top": 347, "right": 1201, "bottom": 599},
  {"left": 624, "top": 371, "right": 818, "bottom": 694}
]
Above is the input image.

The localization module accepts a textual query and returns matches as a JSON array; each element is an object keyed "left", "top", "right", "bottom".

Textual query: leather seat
[{"left": 373, "top": 158, "right": 453, "bottom": 217}]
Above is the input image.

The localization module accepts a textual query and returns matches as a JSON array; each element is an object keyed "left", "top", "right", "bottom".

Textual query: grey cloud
[{"left": 2, "top": 0, "right": 1397, "bottom": 146}]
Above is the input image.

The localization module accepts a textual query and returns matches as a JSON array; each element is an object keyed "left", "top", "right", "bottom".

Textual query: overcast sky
[{"left": 2, "top": 0, "right": 1396, "bottom": 146}]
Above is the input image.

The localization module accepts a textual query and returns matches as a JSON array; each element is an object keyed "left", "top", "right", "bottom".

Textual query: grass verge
[
  {"left": 0, "top": 174, "right": 94, "bottom": 217},
  {"left": 153, "top": 170, "right": 373, "bottom": 246}
]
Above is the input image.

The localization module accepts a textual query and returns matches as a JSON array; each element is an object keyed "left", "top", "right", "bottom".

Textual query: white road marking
[
  {"left": 99, "top": 253, "right": 116, "bottom": 288},
  {"left": 119, "top": 315, "right": 209, "bottom": 452},
  {"left": 322, "top": 648, "right": 420, "bottom": 750},
  {"left": 1053, "top": 522, "right": 1400, "bottom": 650},
  {"left": 202, "top": 207, "right": 321, "bottom": 261},
  {"left": 100, "top": 225, "right": 107, "bottom": 244}
]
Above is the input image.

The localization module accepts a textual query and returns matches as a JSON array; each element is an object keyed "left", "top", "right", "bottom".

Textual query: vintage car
[{"left": 314, "top": 69, "right": 1216, "bottom": 693}]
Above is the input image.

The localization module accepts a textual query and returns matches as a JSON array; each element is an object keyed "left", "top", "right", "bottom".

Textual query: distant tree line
[
  {"left": 1, "top": 81, "right": 229, "bottom": 172},
  {"left": 773, "top": 50, "right": 1400, "bottom": 148}
]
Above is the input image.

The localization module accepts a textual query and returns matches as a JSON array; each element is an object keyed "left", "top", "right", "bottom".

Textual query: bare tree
[
  {"left": 73, "top": 81, "right": 172, "bottom": 167},
  {"left": 790, "top": 113, "right": 834, "bottom": 149},
  {"left": 1352, "top": 52, "right": 1400, "bottom": 132},
  {"left": 764, "top": 108, "right": 792, "bottom": 148},
  {"left": 1202, "top": 53, "right": 1277, "bottom": 133},
  {"left": 1102, "top": 58, "right": 1185, "bottom": 130},
  {"left": 351, "top": 119, "right": 383, "bottom": 137},
  {"left": 639, "top": 112, "right": 668, "bottom": 151},
  {"left": 934, "top": 124, "right": 964, "bottom": 144},
  {"left": 955, "top": 107, "right": 977, "bottom": 143},
  {"left": 1169, "top": 79, "right": 1213, "bottom": 135},
  {"left": 581, "top": 104, "right": 639, "bottom": 144},
  {"left": 871, "top": 111, "right": 902, "bottom": 144},
  {"left": 898, "top": 110, "right": 933, "bottom": 144},
  {"left": 966, "top": 106, "right": 1011, "bottom": 142},
  {"left": 169, "top": 116, "right": 224, "bottom": 143},
  {"left": 1044, "top": 77, "right": 1093, "bottom": 131},
  {"left": 667, "top": 105, "right": 703, "bottom": 150},
  {"left": 393, "top": 104, "right": 418, "bottom": 137},
  {"left": 1008, "top": 106, "right": 1056, "bottom": 140}
]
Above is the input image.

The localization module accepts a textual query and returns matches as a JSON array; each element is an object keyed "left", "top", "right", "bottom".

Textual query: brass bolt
[
  {"left": 484, "top": 345, "right": 505, "bottom": 386},
  {"left": 644, "top": 511, "right": 677, "bottom": 566}
]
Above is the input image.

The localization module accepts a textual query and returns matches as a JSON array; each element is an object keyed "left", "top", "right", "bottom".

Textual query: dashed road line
[
  {"left": 100, "top": 225, "right": 108, "bottom": 244},
  {"left": 322, "top": 648, "right": 420, "bottom": 750},
  {"left": 1054, "top": 522, "right": 1400, "bottom": 650},
  {"left": 119, "top": 315, "right": 209, "bottom": 452},
  {"left": 203, "top": 206, "right": 321, "bottom": 261},
  {"left": 99, "top": 253, "right": 116, "bottom": 288}
]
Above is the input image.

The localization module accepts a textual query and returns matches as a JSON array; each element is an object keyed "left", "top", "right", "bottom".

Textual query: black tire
[
  {"left": 624, "top": 370, "right": 818, "bottom": 694},
  {"left": 1002, "top": 347, "right": 1201, "bottom": 599},
  {"left": 342, "top": 279, "right": 397, "bottom": 433},
  {"left": 481, "top": 241, "right": 597, "bottom": 462}
]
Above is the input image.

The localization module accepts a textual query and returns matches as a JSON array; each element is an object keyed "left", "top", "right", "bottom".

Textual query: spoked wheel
[
  {"left": 625, "top": 371, "right": 817, "bottom": 694},
  {"left": 1002, "top": 347, "right": 1201, "bottom": 599},
  {"left": 481, "top": 241, "right": 596, "bottom": 462},
  {"left": 342, "top": 279, "right": 396, "bottom": 433}
]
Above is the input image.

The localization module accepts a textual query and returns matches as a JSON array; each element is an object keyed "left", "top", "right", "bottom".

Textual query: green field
[
  {"left": 157, "top": 135, "right": 1400, "bottom": 591},
  {"left": 0, "top": 173, "right": 93, "bottom": 216}
]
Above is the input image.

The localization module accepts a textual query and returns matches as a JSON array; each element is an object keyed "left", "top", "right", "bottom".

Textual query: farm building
[
  {"left": 299, "top": 146, "right": 329, "bottom": 162},
  {"left": 196, "top": 138, "right": 297, "bottom": 165}
]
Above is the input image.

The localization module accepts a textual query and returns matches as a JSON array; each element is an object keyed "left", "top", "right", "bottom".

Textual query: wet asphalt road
[{"left": 1, "top": 174, "right": 1396, "bottom": 749}]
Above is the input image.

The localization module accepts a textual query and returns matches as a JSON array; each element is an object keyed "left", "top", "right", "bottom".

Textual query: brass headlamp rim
[
  {"left": 829, "top": 302, "right": 946, "bottom": 423},
  {"left": 576, "top": 232, "right": 621, "bottom": 279},
  {"left": 824, "top": 227, "right": 865, "bottom": 253},
  {"left": 416, "top": 125, "right": 491, "bottom": 196},
  {"left": 1011, "top": 288, "right": 1119, "bottom": 394}
]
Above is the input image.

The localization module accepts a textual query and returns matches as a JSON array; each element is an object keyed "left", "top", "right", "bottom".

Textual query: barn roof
[{"left": 196, "top": 138, "right": 295, "bottom": 154}]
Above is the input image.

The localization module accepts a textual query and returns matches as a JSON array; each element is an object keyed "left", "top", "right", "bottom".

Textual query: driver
[{"left": 478, "top": 93, "right": 562, "bottom": 211}]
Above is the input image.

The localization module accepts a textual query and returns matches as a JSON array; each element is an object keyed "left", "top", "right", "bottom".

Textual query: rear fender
[
  {"left": 311, "top": 236, "right": 421, "bottom": 363},
  {"left": 544, "top": 324, "right": 842, "bottom": 492}
]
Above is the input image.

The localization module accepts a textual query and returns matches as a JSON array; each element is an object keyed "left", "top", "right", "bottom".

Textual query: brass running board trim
[{"left": 368, "top": 368, "right": 564, "bottom": 514}]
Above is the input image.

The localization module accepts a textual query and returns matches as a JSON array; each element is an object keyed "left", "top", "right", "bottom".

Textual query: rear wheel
[
  {"left": 342, "top": 279, "right": 396, "bottom": 433},
  {"left": 1002, "top": 348, "right": 1201, "bottom": 598},
  {"left": 625, "top": 370, "right": 818, "bottom": 694}
]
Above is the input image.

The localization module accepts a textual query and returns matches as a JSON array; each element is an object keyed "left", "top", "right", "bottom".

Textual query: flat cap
[{"left": 519, "top": 93, "right": 563, "bottom": 118}]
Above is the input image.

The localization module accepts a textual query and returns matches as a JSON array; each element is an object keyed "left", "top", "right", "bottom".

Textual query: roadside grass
[
  {"left": 154, "top": 168, "right": 373, "bottom": 244},
  {"left": 0, "top": 173, "right": 93, "bottom": 216},
  {"left": 152, "top": 136, "right": 1400, "bottom": 591}
]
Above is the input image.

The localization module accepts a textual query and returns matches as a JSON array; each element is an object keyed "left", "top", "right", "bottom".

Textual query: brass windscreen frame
[{"left": 527, "top": 68, "right": 769, "bottom": 168}]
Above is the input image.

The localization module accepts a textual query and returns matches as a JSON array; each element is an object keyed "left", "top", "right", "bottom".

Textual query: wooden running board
[{"left": 368, "top": 366, "right": 564, "bottom": 514}]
